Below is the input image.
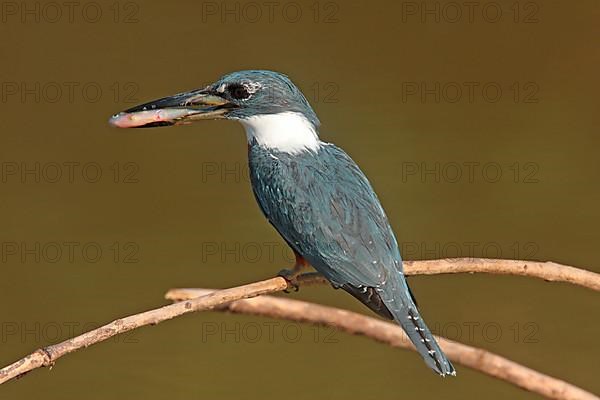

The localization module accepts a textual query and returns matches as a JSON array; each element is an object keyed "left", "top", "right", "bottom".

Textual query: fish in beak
[{"left": 108, "top": 87, "right": 235, "bottom": 128}]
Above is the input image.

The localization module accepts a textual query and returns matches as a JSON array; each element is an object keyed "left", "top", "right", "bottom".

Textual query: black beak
[{"left": 108, "top": 87, "right": 234, "bottom": 128}]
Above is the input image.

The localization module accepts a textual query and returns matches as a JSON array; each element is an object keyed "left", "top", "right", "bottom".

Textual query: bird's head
[{"left": 109, "top": 70, "right": 319, "bottom": 129}]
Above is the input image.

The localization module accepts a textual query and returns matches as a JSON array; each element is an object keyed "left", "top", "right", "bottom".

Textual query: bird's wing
[
  {"left": 249, "top": 142, "right": 402, "bottom": 289},
  {"left": 249, "top": 142, "right": 456, "bottom": 376}
]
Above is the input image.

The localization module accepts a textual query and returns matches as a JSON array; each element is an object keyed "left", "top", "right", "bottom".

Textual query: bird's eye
[{"left": 228, "top": 84, "right": 251, "bottom": 100}]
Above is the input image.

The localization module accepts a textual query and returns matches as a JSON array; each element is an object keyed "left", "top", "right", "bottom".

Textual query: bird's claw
[{"left": 278, "top": 269, "right": 301, "bottom": 293}]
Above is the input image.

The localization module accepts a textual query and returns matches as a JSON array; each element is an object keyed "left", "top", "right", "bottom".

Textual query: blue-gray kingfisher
[{"left": 109, "top": 70, "right": 455, "bottom": 376}]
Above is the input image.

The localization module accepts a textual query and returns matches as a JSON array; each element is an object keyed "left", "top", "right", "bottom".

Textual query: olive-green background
[{"left": 1, "top": 0, "right": 598, "bottom": 398}]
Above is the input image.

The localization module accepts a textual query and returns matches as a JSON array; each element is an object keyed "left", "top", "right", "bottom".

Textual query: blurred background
[{"left": 1, "top": 0, "right": 599, "bottom": 398}]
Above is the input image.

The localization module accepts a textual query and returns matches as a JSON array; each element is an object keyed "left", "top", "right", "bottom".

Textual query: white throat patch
[{"left": 240, "top": 112, "right": 320, "bottom": 154}]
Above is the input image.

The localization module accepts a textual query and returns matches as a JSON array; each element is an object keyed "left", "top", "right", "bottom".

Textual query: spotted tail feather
[{"left": 377, "top": 282, "right": 456, "bottom": 376}]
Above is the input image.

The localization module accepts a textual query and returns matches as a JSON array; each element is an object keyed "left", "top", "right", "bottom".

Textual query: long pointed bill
[{"left": 108, "top": 87, "right": 234, "bottom": 128}]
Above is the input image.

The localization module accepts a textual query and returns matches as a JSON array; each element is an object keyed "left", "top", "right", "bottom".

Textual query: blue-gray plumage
[
  {"left": 249, "top": 140, "right": 454, "bottom": 376},
  {"left": 109, "top": 70, "right": 456, "bottom": 376}
]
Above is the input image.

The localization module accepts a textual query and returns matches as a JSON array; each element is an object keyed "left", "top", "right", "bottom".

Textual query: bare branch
[
  {"left": 1, "top": 258, "right": 598, "bottom": 396},
  {"left": 167, "top": 288, "right": 599, "bottom": 400},
  {"left": 403, "top": 258, "right": 600, "bottom": 291},
  {"left": 0, "top": 274, "right": 320, "bottom": 385}
]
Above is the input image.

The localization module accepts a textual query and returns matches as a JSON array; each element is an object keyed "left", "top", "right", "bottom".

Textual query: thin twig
[
  {"left": 403, "top": 258, "right": 600, "bottom": 291},
  {"left": 166, "top": 288, "right": 599, "bottom": 400},
  {"left": 0, "top": 258, "right": 598, "bottom": 389},
  {"left": 0, "top": 276, "right": 297, "bottom": 385}
]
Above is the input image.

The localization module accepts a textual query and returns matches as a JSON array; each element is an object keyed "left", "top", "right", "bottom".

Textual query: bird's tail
[{"left": 377, "top": 278, "right": 456, "bottom": 376}]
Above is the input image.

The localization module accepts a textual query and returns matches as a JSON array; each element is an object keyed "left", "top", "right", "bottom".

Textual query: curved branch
[
  {"left": 0, "top": 275, "right": 319, "bottom": 385},
  {"left": 167, "top": 288, "right": 599, "bottom": 400},
  {"left": 403, "top": 258, "right": 600, "bottom": 291},
  {"left": 0, "top": 258, "right": 597, "bottom": 390}
]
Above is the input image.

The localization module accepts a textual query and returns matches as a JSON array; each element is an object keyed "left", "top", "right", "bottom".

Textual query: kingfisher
[{"left": 109, "top": 70, "right": 455, "bottom": 376}]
